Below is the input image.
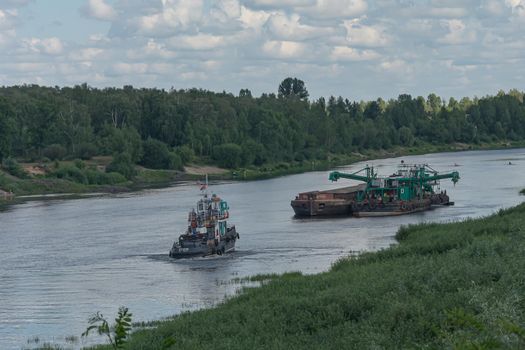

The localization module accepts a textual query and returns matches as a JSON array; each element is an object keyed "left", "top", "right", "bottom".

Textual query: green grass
[{"left": 91, "top": 203, "right": 525, "bottom": 350}]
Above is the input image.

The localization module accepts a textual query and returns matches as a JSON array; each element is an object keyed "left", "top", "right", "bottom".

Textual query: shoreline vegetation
[
  {"left": 1, "top": 141, "right": 524, "bottom": 206},
  {"left": 2, "top": 81, "right": 525, "bottom": 203},
  {"left": 75, "top": 197, "right": 525, "bottom": 350}
]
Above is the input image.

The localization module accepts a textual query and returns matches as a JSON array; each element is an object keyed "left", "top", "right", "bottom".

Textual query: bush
[
  {"left": 53, "top": 165, "right": 88, "bottom": 184},
  {"left": 167, "top": 152, "right": 183, "bottom": 170},
  {"left": 76, "top": 142, "right": 98, "bottom": 160},
  {"left": 85, "top": 169, "right": 126, "bottom": 185},
  {"left": 74, "top": 159, "right": 85, "bottom": 169},
  {"left": 42, "top": 144, "right": 67, "bottom": 161},
  {"left": 106, "top": 153, "right": 136, "bottom": 179},
  {"left": 1, "top": 157, "right": 29, "bottom": 179},
  {"left": 174, "top": 145, "right": 194, "bottom": 165},
  {"left": 213, "top": 143, "right": 243, "bottom": 168},
  {"left": 140, "top": 138, "right": 172, "bottom": 169}
]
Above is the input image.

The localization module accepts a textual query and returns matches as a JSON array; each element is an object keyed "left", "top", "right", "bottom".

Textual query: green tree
[
  {"left": 213, "top": 143, "right": 243, "bottom": 168},
  {"left": 106, "top": 152, "right": 136, "bottom": 179},
  {"left": 278, "top": 77, "right": 309, "bottom": 100},
  {"left": 141, "top": 138, "right": 172, "bottom": 169}
]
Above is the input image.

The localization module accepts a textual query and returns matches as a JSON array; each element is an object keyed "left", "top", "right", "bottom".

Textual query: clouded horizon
[{"left": 0, "top": 0, "right": 524, "bottom": 101}]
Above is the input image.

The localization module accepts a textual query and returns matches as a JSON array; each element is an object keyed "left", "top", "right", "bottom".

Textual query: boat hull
[
  {"left": 169, "top": 227, "right": 239, "bottom": 259},
  {"left": 292, "top": 194, "right": 452, "bottom": 217}
]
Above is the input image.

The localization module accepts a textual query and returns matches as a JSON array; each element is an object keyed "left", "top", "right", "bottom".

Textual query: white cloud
[
  {"left": 82, "top": 0, "right": 116, "bottom": 21},
  {"left": 262, "top": 40, "right": 307, "bottom": 58},
  {"left": 248, "top": 0, "right": 315, "bottom": 8},
  {"left": 265, "top": 12, "right": 332, "bottom": 41},
  {"left": 23, "top": 37, "right": 63, "bottom": 55},
  {"left": 168, "top": 33, "right": 227, "bottom": 50},
  {"left": 107, "top": 0, "right": 206, "bottom": 37},
  {"left": 379, "top": 59, "right": 412, "bottom": 75},
  {"left": 69, "top": 48, "right": 104, "bottom": 61},
  {"left": 126, "top": 39, "right": 176, "bottom": 59},
  {"left": 109, "top": 62, "right": 148, "bottom": 75},
  {"left": 438, "top": 19, "right": 476, "bottom": 44},
  {"left": 239, "top": 6, "right": 271, "bottom": 31},
  {"left": 330, "top": 46, "right": 380, "bottom": 61},
  {"left": 2, "top": 0, "right": 525, "bottom": 100},
  {"left": 300, "top": 0, "right": 367, "bottom": 19},
  {"left": 343, "top": 19, "right": 390, "bottom": 47},
  {"left": 505, "top": 0, "right": 525, "bottom": 18},
  {"left": 429, "top": 7, "right": 468, "bottom": 18},
  {"left": 210, "top": 0, "right": 241, "bottom": 22}
]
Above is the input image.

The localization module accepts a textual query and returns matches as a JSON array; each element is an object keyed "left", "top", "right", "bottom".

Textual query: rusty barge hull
[
  {"left": 291, "top": 185, "right": 362, "bottom": 216},
  {"left": 291, "top": 187, "right": 450, "bottom": 217}
]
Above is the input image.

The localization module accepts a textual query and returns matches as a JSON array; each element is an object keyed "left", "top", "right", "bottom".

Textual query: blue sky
[{"left": 0, "top": 0, "right": 524, "bottom": 100}]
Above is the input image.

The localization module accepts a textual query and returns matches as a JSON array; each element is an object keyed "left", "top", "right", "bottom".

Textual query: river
[{"left": 1, "top": 148, "right": 524, "bottom": 349}]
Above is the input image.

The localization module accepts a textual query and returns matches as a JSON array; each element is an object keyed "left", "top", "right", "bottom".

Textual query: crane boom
[
  {"left": 329, "top": 166, "right": 377, "bottom": 183},
  {"left": 424, "top": 171, "right": 460, "bottom": 184}
]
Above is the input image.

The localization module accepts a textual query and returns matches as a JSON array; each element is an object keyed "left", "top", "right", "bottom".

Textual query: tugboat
[
  {"left": 291, "top": 162, "right": 459, "bottom": 217},
  {"left": 169, "top": 182, "right": 239, "bottom": 259}
]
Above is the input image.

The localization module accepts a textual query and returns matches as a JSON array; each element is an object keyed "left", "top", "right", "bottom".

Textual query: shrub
[
  {"left": 106, "top": 152, "right": 136, "bottom": 179},
  {"left": 1, "top": 157, "right": 29, "bottom": 179},
  {"left": 74, "top": 159, "right": 85, "bottom": 169},
  {"left": 213, "top": 143, "right": 243, "bottom": 168},
  {"left": 76, "top": 142, "right": 98, "bottom": 160},
  {"left": 42, "top": 144, "right": 67, "bottom": 161},
  {"left": 167, "top": 152, "right": 183, "bottom": 170},
  {"left": 53, "top": 165, "right": 88, "bottom": 184},
  {"left": 140, "top": 138, "right": 171, "bottom": 169},
  {"left": 85, "top": 169, "right": 126, "bottom": 185},
  {"left": 174, "top": 145, "right": 194, "bottom": 164}
]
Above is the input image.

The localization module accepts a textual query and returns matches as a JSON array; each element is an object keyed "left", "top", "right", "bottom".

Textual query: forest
[{"left": 0, "top": 78, "right": 524, "bottom": 183}]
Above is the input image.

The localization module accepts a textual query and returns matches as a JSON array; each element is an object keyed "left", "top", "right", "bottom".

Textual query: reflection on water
[{"left": 0, "top": 148, "right": 524, "bottom": 348}]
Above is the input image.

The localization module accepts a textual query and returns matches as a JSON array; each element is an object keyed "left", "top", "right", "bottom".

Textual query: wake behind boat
[{"left": 169, "top": 183, "right": 239, "bottom": 259}]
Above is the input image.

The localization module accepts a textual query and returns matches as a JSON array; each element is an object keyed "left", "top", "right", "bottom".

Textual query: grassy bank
[
  {"left": 3, "top": 140, "right": 524, "bottom": 200},
  {"left": 84, "top": 201, "right": 525, "bottom": 349}
]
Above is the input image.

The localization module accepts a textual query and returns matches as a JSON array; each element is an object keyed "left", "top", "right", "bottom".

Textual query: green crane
[
  {"left": 328, "top": 166, "right": 377, "bottom": 183},
  {"left": 328, "top": 164, "right": 460, "bottom": 202}
]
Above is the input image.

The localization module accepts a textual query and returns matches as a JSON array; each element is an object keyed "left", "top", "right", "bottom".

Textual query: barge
[{"left": 291, "top": 162, "right": 459, "bottom": 217}]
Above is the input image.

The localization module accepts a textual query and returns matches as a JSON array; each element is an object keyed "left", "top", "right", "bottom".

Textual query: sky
[{"left": 0, "top": 0, "right": 524, "bottom": 100}]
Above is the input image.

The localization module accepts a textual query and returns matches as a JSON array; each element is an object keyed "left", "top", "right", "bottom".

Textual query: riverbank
[
  {"left": 81, "top": 198, "right": 525, "bottom": 349},
  {"left": 2, "top": 140, "right": 524, "bottom": 202}
]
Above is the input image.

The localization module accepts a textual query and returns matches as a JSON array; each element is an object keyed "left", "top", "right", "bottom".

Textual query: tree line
[{"left": 0, "top": 78, "right": 524, "bottom": 175}]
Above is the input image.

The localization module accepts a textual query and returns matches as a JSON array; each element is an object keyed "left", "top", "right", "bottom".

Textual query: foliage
[
  {"left": 520, "top": 188, "right": 525, "bottom": 195},
  {"left": 76, "top": 142, "right": 98, "bottom": 160},
  {"left": 278, "top": 77, "right": 309, "bottom": 100},
  {"left": 140, "top": 138, "right": 173, "bottom": 169},
  {"left": 0, "top": 83, "right": 524, "bottom": 170},
  {"left": 106, "top": 153, "right": 136, "bottom": 179},
  {"left": 118, "top": 203, "right": 525, "bottom": 349},
  {"left": 51, "top": 163, "right": 126, "bottom": 185},
  {"left": 82, "top": 306, "right": 132, "bottom": 349},
  {"left": 42, "top": 144, "right": 67, "bottom": 161},
  {"left": 213, "top": 143, "right": 243, "bottom": 168},
  {"left": 1, "top": 157, "right": 29, "bottom": 179},
  {"left": 52, "top": 164, "right": 88, "bottom": 184}
]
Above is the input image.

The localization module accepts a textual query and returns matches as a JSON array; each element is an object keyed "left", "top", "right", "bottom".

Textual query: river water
[{"left": 1, "top": 148, "right": 524, "bottom": 349}]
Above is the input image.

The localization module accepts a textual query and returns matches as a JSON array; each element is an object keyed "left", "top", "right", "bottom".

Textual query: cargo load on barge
[
  {"left": 291, "top": 162, "right": 459, "bottom": 217},
  {"left": 169, "top": 183, "right": 239, "bottom": 258}
]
